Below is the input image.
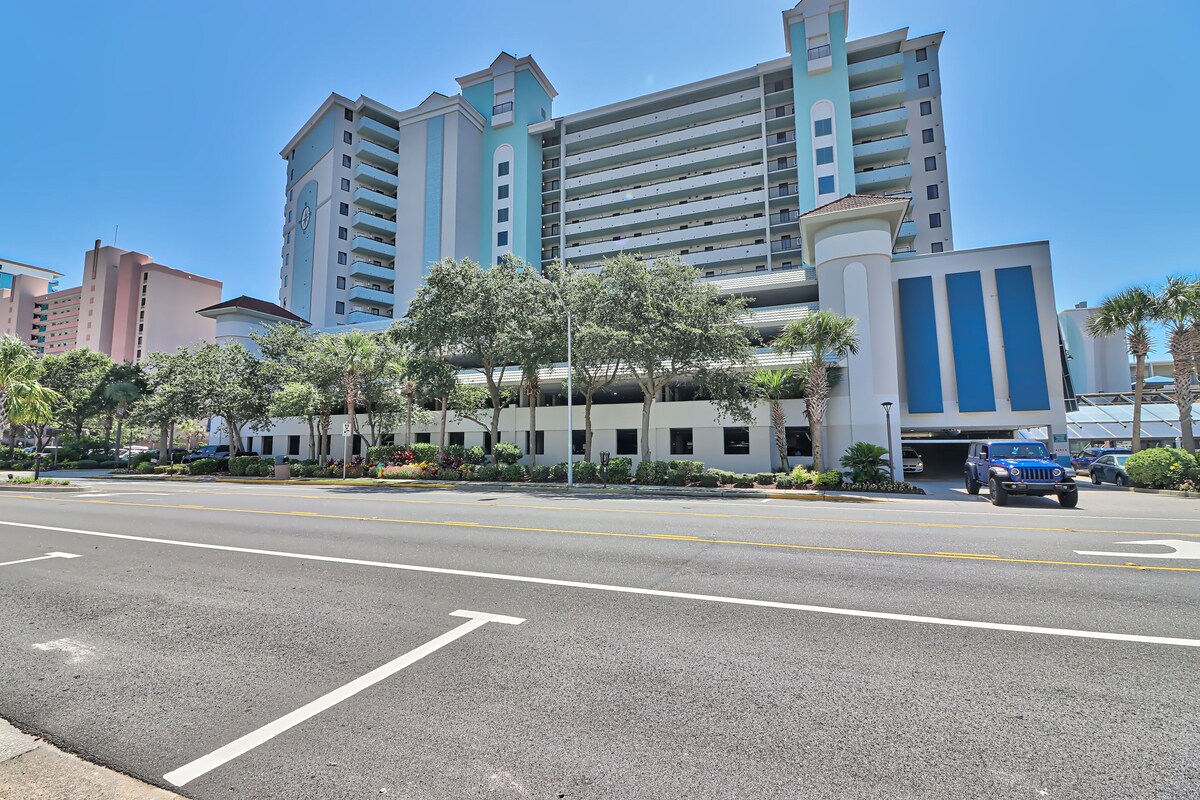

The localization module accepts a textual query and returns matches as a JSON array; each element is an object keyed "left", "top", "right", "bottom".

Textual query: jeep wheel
[
  {"left": 965, "top": 471, "right": 981, "bottom": 495},
  {"left": 989, "top": 477, "right": 1008, "bottom": 506},
  {"left": 1058, "top": 491, "right": 1079, "bottom": 508}
]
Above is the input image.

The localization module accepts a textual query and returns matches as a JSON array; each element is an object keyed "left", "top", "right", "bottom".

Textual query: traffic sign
[{"left": 342, "top": 423, "right": 352, "bottom": 437}]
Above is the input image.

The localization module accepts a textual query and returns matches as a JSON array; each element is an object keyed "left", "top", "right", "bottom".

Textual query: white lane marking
[
  {"left": 163, "top": 609, "right": 524, "bottom": 787},
  {"left": 32, "top": 637, "right": 95, "bottom": 663},
  {"left": 0, "top": 520, "right": 1194, "bottom": 648},
  {"left": 0, "top": 552, "right": 81, "bottom": 568},
  {"left": 1075, "top": 539, "right": 1200, "bottom": 561},
  {"left": 85, "top": 492, "right": 174, "bottom": 498}
]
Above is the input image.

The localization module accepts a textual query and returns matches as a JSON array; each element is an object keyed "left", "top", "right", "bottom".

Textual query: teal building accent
[
  {"left": 292, "top": 180, "right": 318, "bottom": 321},
  {"left": 422, "top": 115, "right": 444, "bottom": 272},
  {"left": 286, "top": 110, "right": 335, "bottom": 191},
  {"left": 0, "top": 274, "right": 11, "bottom": 291},
  {"left": 462, "top": 68, "right": 552, "bottom": 268},
  {"left": 789, "top": 13, "right": 856, "bottom": 213}
]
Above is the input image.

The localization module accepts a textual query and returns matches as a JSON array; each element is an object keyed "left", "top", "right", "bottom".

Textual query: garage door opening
[{"left": 900, "top": 440, "right": 971, "bottom": 481}]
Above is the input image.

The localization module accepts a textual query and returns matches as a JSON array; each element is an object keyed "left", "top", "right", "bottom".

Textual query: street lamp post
[
  {"left": 881, "top": 401, "right": 894, "bottom": 480},
  {"left": 542, "top": 277, "right": 573, "bottom": 488}
]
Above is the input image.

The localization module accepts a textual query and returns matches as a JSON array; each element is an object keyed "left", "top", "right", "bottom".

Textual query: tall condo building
[{"left": 278, "top": 0, "right": 949, "bottom": 329}]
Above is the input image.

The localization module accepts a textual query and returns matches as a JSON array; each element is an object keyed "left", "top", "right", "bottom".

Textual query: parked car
[
  {"left": 1071, "top": 447, "right": 1132, "bottom": 474},
  {"left": 182, "top": 445, "right": 229, "bottom": 463},
  {"left": 1090, "top": 453, "right": 1131, "bottom": 486},
  {"left": 964, "top": 440, "right": 1078, "bottom": 507},
  {"left": 901, "top": 447, "right": 924, "bottom": 474}
]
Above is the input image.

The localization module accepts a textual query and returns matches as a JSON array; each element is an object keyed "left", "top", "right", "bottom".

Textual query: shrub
[
  {"left": 791, "top": 466, "right": 815, "bottom": 485},
  {"left": 383, "top": 464, "right": 432, "bottom": 479},
  {"left": 665, "top": 469, "right": 688, "bottom": 486},
  {"left": 754, "top": 472, "right": 775, "bottom": 485},
  {"left": 775, "top": 474, "right": 795, "bottom": 489},
  {"left": 129, "top": 453, "right": 154, "bottom": 468},
  {"left": 475, "top": 464, "right": 501, "bottom": 481},
  {"left": 696, "top": 472, "right": 719, "bottom": 488},
  {"left": 366, "top": 445, "right": 393, "bottom": 464},
  {"left": 529, "top": 464, "right": 552, "bottom": 483},
  {"left": 189, "top": 458, "right": 220, "bottom": 475},
  {"left": 573, "top": 461, "right": 600, "bottom": 482},
  {"left": 228, "top": 455, "right": 261, "bottom": 476},
  {"left": 411, "top": 442, "right": 440, "bottom": 464},
  {"left": 842, "top": 479, "right": 924, "bottom": 495},
  {"left": 1126, "top": 448, "right": 1198, "bottom": 489},
  {"left": 668, "top": 460, "right": 705, "bottom": 478},
  {"left": 500, "top": 464, "right": 526, "bottom": 482},
  {"left": 436, "top": 468, "right": 460, "bottom": 481},
  {"left": 707, "top": 469, "right": 735, "bottom": 485},
  {"left": 94, "top": 460, "right": 115, "bottom": 470},
  {"left": 731, "top": 474, "right": 754, "bottom": 489},
  {"left": 464, "top": 446, "right": 486, "bottom": 465},
  {"left": 443, "top": 444, "right": 467, "bottom": 462},
  {"left": 137, "top": 462, "right": 155, "bottom": 474},
  {"left": 75, "top": 459, "right": 99, "bottom": 470},
  {"left": 839, "top": 442, "right": 889, "bottom": 483},
  {"left": 549, "top": 462, "right": 569, "bottom": 482},
  {"left": 635, "top": 459, "right": 670, "bottom": 486},
  {"left": 603, "top": 456, "right": 632, "bottom": 483},
  {"left": 814, "top": 470, "right": 842, "bottom": 487},
  {"left": 493, "top": 442, "right": 521, "bottom": 465}
]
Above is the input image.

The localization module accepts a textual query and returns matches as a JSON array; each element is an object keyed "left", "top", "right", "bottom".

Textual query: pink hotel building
[{"left": 0, "top": 242, "right": 222, "bottom": 361}]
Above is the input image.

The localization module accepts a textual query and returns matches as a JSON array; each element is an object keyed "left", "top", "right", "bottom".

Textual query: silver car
[{"left": 902, "top": 447, "right": 924, "bottom": 474}]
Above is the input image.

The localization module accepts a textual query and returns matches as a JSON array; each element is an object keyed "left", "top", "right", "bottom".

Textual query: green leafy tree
[
  {"left": 0, "top": 336, "right": 43, "bottom": 457},
  {"left": 1153, "top": 276, "right": 1200, "bottom": 453},
  {"left": 132, "top": 351, "right": 197, "bottom": 464},
  {"left": 254, "top": 324, "right": 341, "bottom": 461},
  {"left": 185, "top": 341, "right": 273, "bottom": 456},
  {"left": 839, "top": 441, "right": 889, "bottom": 483},
  {"left": 319, "top": 329, "right": 380, "bottom": 450},
  {"left": 11, "top": 382, "right": 63, "bottom": 479},
  {"left": 598, "top": 254, "right": 756, "bottom": 460},
  {"left": 104, "top": 381, "right": 140, "bottom": 464},
  {"left": 773, "top": 310, "right": 860, "bottom": 472},
  {"left": 1085, "top": 286, "right": 1156, "bottom": 452},
  {"left": 753, "top": 368, "right": 799, "bottom": 471},
  {"left": 38, "top": 349, "right": 114, "bottom": 440},
  {"left": 510, "top": 277, "right": 564, "bottom": 467},
  {"left": 98, "top": 362, "right": 147, "bottom": 455},
  {"left": 270, "top": 381, "right": 321, "bottom": 458},
  {"left": 557, "top": 265, "right": 623, "bottom": 462}
]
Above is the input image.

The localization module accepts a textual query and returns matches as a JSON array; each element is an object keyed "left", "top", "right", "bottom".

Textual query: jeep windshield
[{"left": 989, "top": 443, "right": 1049, "bottom": 459}]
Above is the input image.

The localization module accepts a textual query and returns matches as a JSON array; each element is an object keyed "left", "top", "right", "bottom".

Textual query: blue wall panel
[
  {"left": 422, "top": 115, "right": 444, "bottom": 273},
  {"left": 944, "top": 271, "right": 996, "bottom": 412},
  {"left": 291, "top": 180, "right": 318, "bottom": 321},
  {"left": 995, "top": 265, "right": 1050, "bottom": 411},
  {"left": 897, "top": 276, "right": 943, "bottom": 413},
  {"left": 287, "top": 110, "right": 334, "bottom": 191}
]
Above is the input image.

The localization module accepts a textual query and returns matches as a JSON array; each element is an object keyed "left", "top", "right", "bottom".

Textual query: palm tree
[
  {"left": 11, "top": 383, "right": 62, "bottom": 480},
  {"left": 752, "top": 368, "right": 796, "bottom": 471},
  {"left": 1085, "top": 286, "right": 1156, "bottom": 452},
  {"left": 319, "top": 330, "right": 380, "bottom": 456},
  {"left": 0, "top": 336, "right": 43, "bottom": 458},
  {"left": 1153, "top": 276, "right": 1200, "bottom": 453},
  {"left": 773, "top": 310, "right": 860, "bottom": 472},
  {"left": 104, "top": 381, "right": 140, "bottom": 465}
]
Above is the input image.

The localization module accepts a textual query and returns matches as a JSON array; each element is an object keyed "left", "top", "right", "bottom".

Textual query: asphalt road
[{"left": 0, "top": 478, "right": 1196, "bottom": 799}]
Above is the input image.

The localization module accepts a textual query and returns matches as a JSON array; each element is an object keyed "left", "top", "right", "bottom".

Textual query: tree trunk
[
  {"left": 1171, "top": 338, "right": 1196, "bottom": 452},
  {"left": 772, "top": 400, "right": 789, "bottom": 472},
  {"left": 114, "top": 418, "right": 124, "bottom": 468},
  {"left": 526, "top": 378, "right": 539, "bottom": 468},
  {"left": 33, "top": 427, "right": 44, "bottom": 480},
  {"left": 640, "top": 391, "right": 654, "bottom": 461},
  {"left": 159, "top": 423, "right": 169, "bottom": 467},
  {"left": 807, "top": 364, "right": 830, "bottom": 473},
  {"left": 1131, "top": 353, "right": 1146, "bottom": 452},
  {"left": 404, "top": 389, "right": 414, "bottom": 446},
  {"left": 584, "top": 391, "right": 595, "bottom": 463},
  {"left": 489, "top": 404, "right": 502, "bottom": 465},
  {"left": 438, "top": 398, "right": 447, "bottom": 450},
  {"left": 306, "top": 418, "right": 316, "bottom": 460},
  {"left": 103, "top": 415, "right": 113, "bottom": 457}
]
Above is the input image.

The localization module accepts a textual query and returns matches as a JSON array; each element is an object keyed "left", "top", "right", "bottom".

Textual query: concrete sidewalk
[{"left": 0, "top": 719, "right": 181, "bottom": 800}]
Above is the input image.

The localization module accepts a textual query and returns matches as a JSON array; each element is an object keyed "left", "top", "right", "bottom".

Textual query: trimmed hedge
[
  {"left": 603, "top": 457, "right": 632, "bottom": 483},
  {"left": 493, "top": 442, "right": 521, "bottom": 466},
  {"left": 1125, "top": 448, "right": 1198, "bottom": 489},
  {"left": 188, "top": 458, "right": 220, "bottom": 475},
  {"left": 635, "top": 460, "right": 670, "bottom": 486}
]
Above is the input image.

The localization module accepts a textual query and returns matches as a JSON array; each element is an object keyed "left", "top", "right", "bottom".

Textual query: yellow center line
[{"left": 8, "top": 494, "right": 1200, "bottom": 574}]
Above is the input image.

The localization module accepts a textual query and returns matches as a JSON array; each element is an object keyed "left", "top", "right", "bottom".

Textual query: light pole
[
  {"left": 542, "top": 276, "right": 573, "bottom": 488},
  {"left": 881, "top": 401, "right": 894, "bottom": 480}
]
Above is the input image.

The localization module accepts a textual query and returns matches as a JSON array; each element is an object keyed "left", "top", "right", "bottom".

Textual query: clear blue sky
[{"left": 2, "top": 0, "right": 1197, "bottom": 347}]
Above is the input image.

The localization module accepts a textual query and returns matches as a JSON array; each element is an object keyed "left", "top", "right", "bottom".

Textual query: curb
[
  {"left": 0, "top": 484, "right": 81, "bottom": 493},
  {"left": 1126, "top": 486, "right": 1200, "bottom": 499}
]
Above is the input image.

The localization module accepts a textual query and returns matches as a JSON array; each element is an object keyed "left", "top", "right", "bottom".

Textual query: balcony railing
[
  {"left": 493, "top": 101, "right": 514, "bottom": 115},
  {"left": 768, "top": 130, "right": 797, "bottom": 146},
  {"left": 768, "top": 156, "right": 798, "bottom": 172},
  {"left": 807, "top": 44, "right": 831, "bottom": 61},
  {"left": 769, "top": 103, "right": 796, "bottom": 119},
  {"left": 769, "top": 210, "right": 800, "bottom": 225},
  {"left": 543, "top": 180, "right": 561, "bottom": 192},
  {"left": 768, "top": 185, "right": 798, "bottom": 199}
]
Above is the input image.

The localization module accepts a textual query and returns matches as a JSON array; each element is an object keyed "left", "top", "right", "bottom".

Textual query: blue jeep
[{"left": 964, "top": 440, "right": 1078, "bottom": 508}]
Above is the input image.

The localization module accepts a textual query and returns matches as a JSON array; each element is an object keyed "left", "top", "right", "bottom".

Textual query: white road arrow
[
  {"left": 1075, "top": 539, "right": 1200, "bottom": 561},
  {"left": 0, "top": 552, "right": 81, "bottom": 568},
  {"left": 164, "top": 609, "right": 526, "bottom": 787}
]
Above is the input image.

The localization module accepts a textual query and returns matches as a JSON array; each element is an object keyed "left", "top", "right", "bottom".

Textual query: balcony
[
  {"left": 767, "top": 156, "right": 798, "bottom": 173},
  {"left": 765, "top": 130, "right": 797, "bottom": 150},
  {"left": 741, "top": 301, "right": 819, "bottom": 329},
  {"left": 355, "top": 139, "right": 399, "bottom": 170},
  {"left": 565, "top": 137, "right": 763, "bottom": 195},
  {"left": 770, "top": 239, "right": 802, "bottom": 254},
  {"left": 352, "top": 186, "right": 397, "bottom": 214},
  {"left": 851, "top": 106, "right": 908, "bottom": 139},
  {"left": 680, "top": 242, "right": 769, "bottom": 269},
  {"left": 768, "top": 184, "right": 799, "bottom": 200},
  {"left": 853, "top": 134, "right": 910, "bottom": 168},
  {"left": 350, "top": 235, "right": 396, "bottom": 260},
  {"left": 491, "top": 101, "right": 513, "bottom": 129},
  {"left": 354, "top": 163, "right": 398, "bottom": 192},
  {"left": 565, "top": 163, "right": 762, "bottom": 218},
  {"left": 847, "top": 52, "right": 904, "bottom": 87},
  {"left": 565, "top": 88, "right": 761, "bottom": 151},
  {"left": 348, "top": 284, "right": 396, "bottom": 307},
  {"left": 355, "top": 115, "right": 400, "bottom": 149},
  {"left": 849, "top": 79, "right": 906, "bottom": 114},
  {"left": 347, "top": 309, "right": 393, "bottom": 325},
  {"left": 854, "top": 161, "right": 912, "bottom": 192},
  {"left": 769, "top": 209, "right": 801, "bottom": 226},
  {"left": 349, "top": 260, "right": 396, "bottom": 284},
  {"left": 351, "top": 211, "right": 396, "bottom": 238},
  {"left": 896, "top": 219, "right": 917, "bottom": 243},
  {"left": 566, "top": 112, "right": 762, "bottom": 175}
]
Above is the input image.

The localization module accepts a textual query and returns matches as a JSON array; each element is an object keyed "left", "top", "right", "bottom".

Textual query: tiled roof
[
  {"left": 197, "top": 295, "right": 309, "bottom": 325},
  {"left": 799, "top": 194, "right": 909, "bottom": 218}
]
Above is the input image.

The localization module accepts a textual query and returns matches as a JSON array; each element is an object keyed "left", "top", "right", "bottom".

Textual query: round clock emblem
[{"left": 299, "top": 204, "right": 312, "bottom": 232}]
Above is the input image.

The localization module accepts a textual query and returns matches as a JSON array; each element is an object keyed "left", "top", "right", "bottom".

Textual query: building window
[
  {"left": 343, "top": 131, "right": 353, "bottom": 144},
  {"left": 338, "top": 251, "right": 348, "bottom": 265},
  {"left": 920, "top": 100, "right": 932, "bottom": 116},
  {"left": 922, "top": 128, "right": 934, "bottom": 144},
  {"left": 335, "top": 301, "right": 345, "bottom": 315},
  {"left": 817, "top": 175, "right": 835, "bottom": 195},
  {"left": 785, "top": 427, "right": 812, "bottom": 457},
  {"left": 616, "top": 429, "right": 637, "bottom": 456},
  {"left": 497, "top": 161, "right": 510, "bottom": 177},
  {"left": 524, "top": 430, "right": 544, "bottom": 456},
  {"left": 813, "top": 118, "right": 832, "bottom": 137},
  {"left": 284, "top": 253, "right": 290, "bottom": 266},
  {"left": 338, "top": 227, "right": 348, "bottom": 239},
  {"left": 916, "top": 47, "right": 928, "bottom": 62},
  {"left": 497, "top": 231, "right": 508, "bottom": 247},
  {"left": 261, "top": 436, "right": 274, "bottom": 455},
  {"left": 924, "top": 156, "right": 937, "bottom": 171},
  {"left": 288, "top": 435, "right": 300, "bottom": 456},
  {"left": 448, "top": 432, "right": 465, "bottom": 447},
  {"left": 497, "top": 208, "right": 509, "bottom": 223},
  {"left": 929, "top": 212, "right": 942, "bottom": 228},
  {"left": 723, "top": 426, "right": 750, "bottom": 455},
  {"left": 286, "top": 231, "right": 291, "bottom": 244},
  {"left": 344, "top": 108, "right": 353, "bottom": 121},
  {"left": 497, "top": 184, "right": 509, "bottom": 200},
  {"left": 931, "top": 242, "right": 944, "bottom": 253},
  {"left": 339, "top": 202, "right": 349, "bottom": 216},
  {"left": 918, "top": 73, "right": 930, "bottom": 89},
  {"left": 572, "top": 430, "right": 586, "bottom": 456},
  {"left": 341, "top": 178, "right": 351, "bottom": 191},
  {"left": 926, "top": 184, "right": 939, "bottom": 200},
  {"left": 342, "top": 154, "right": 352, "bottom": 168},
  {"left": 815, "top": 146, "right": 834, "bottom": 165},
  {"left": 414, "top": 432, "right": 431, "bottom": 444},
  {"left": 669, "top": 428, "right": 693, "bottom": 456},
  {"left": 283, "top": 275, "right": 288, "bottom": 287},
  {"left": 337, "top": 276, "right": 346, "bottom": 289}
]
